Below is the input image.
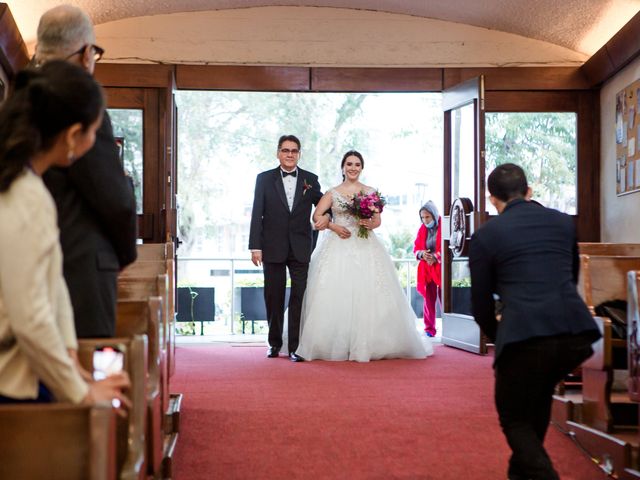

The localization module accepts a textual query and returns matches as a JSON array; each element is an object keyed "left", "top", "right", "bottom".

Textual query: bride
[{"left": 295, "top": 150, "right": 433, "bottom": 362}]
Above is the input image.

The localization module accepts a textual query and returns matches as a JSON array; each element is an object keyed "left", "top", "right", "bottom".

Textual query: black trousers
[
  {"left": 495, "top": 333, "right": 594, "bottom": 480},
  {"left": 263, "top": 251, "right": 309, "bottom": 353}
]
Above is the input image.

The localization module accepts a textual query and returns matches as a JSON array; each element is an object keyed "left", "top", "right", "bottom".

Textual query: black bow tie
[{"left": 282, "top": 170, "right": 297, "bottom": 178}]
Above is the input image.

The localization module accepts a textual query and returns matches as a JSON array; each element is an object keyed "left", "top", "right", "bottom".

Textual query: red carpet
[{"left": 171, "top": 343, "right": 605, "bottom": 479}]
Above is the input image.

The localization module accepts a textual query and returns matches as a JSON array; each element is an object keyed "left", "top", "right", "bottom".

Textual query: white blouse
[{"left": 0, "top": 169, "right": 88, "bottom": 402}]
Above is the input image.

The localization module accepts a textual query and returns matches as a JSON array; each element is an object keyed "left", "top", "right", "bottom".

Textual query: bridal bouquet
[{"left": 341, "top": 190, "right": 387, "bottom": 239}]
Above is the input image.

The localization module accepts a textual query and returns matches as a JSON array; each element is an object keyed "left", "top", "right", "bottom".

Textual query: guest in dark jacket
[
  {"left": 34, "top": 5, "right": 138, "bottom": 338},
  {"left": 469, "top": 163, "right": 600, "bottom": 480}
]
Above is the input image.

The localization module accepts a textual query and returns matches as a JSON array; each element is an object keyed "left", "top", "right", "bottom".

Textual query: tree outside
[
  {"left": 175, "top": 91, "right": 444, "bottom": 259},
  {"left": 485, "top": 112, "right": 577, "bottom": 214}
]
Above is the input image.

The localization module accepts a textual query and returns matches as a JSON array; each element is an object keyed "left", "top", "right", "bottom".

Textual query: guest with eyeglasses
[
  {"left": 32, "top": 5, "right": 138, "bottom": 339},
  {"left": 249, "top": 135, "right": 329, "bottom": 362}
]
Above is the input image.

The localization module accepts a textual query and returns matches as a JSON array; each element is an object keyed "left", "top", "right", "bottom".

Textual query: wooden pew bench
[
  {"left": 0, "top": 403, "right": 117, "bottom": 480},
  {"left": 121, "top": 256, "right": 176, "bottom": 379},
  {"left": 577, "top": 255, "right": 640, "bottom": 433},
  {"left": 118, "top": 277, "right": 182, "bottom": 425},
  {"left": 116, "top": 298, "right": 167, "bottom": 479},
  {"left": 78, "top": 335, "right": 148, "bottom": 480},
  {"left": 579, "top": 243, "right": 640, "bottom": 257}
]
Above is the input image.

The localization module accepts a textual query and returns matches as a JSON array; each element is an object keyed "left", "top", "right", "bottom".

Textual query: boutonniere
[{"left": 302, "top": 179, "right": 312, "bottom": 196}]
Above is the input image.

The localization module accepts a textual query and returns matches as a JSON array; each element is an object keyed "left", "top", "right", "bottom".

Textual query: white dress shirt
[{"left": 281, "top": 168, "right": 297, "bottom": 210}]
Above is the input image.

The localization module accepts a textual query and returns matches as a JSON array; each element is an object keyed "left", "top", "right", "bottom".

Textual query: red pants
[{"left": 422, "top": 282, "right": 441, "bottom": 335}]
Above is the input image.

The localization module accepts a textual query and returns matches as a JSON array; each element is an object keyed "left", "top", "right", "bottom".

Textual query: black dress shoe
[
  {"left": 267, "top": 347, "right": 280, "bottom": 358},
  {"left": 289, "top": 352, "right": 305, "bottom": 362}
]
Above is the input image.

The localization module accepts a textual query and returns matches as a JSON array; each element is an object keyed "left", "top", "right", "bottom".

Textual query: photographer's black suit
[
  {"left": 249, "top": 167, "right": 322, "bottom": 353},
  {"left": 469, "top": 198, "right": 600, "bottom": 479}
]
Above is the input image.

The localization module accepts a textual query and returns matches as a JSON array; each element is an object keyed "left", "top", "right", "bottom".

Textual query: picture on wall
[{"left": 616, "top": 79, "right": 640, "bottom": 195}]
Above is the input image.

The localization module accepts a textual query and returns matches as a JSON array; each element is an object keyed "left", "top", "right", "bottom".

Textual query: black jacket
[
  {"left": 469, "top": 199, "right": 600, "bottom": 362},
  {"left": 43, "top": 112, "right": 138, "bottom": 337},
  {"left": 248, "top": 167, "right": 322, "bottom": 263}
]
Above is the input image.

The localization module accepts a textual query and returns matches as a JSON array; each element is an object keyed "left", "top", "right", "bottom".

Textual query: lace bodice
[{"left": 330, "top": 188, "right": 375, "bottom": 230}]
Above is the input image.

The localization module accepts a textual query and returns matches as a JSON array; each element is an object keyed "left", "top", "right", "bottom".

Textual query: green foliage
[
  {"left": 108, "top": 109, "right": 143, "bottom": 213},
  {"left": 386, "top": 229, "right": 415, "bottom": 259},
  {"left": 452, "top": 278, "right": 471, "bottom": 288},
  {"left": 174, "top": 92, "right": 369, "bottom": 253},
  {"left": 485, "top": 112, "right": 577, "bottom": 211}
]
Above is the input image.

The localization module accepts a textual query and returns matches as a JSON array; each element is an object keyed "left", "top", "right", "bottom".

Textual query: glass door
[{"left": 442, "top": 76, "right": 488, "bottom": 354}]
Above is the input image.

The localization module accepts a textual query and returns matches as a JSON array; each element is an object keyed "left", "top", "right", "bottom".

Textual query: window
[{"left": 485, "top": 112, "right": 577, "bottom": 214}]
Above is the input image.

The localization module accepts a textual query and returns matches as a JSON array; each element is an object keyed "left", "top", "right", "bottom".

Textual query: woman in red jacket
[{"left": 413, "top": 201, "right": 442, "bottom": 337}]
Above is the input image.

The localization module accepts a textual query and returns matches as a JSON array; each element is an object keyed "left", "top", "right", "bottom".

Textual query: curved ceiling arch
[{"left": 5, "top": 0, "right": 640, "bottom": 56}]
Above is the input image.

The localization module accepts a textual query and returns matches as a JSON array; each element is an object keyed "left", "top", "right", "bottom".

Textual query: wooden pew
[
  {"left": 78, "top": 337, "right": 147, "bottom": 480},
  {"left": 580, "top": 243, "right": 640, "bottom": 257},
  {"left": 577, "top": 255, "right": 640, "bottom": 432},
  {"left": 116, "top": 298, "right": 165, "bottom": 479},
  {"left": 78, "top": 336, "right": 148, "bottom": 480},
  {"left": 136, "top": 243, "right": 169, "bottom": 262},
  {"left": 629, "top": 272, "right": 640, "bottom": 403},
  {"left": 121, "top": 256, "right": 176, "bottom": 379},
  {"left": 0, "top": 403, "right": 116, "bottom": 480}
]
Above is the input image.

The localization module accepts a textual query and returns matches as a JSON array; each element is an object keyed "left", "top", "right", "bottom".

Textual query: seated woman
[{"left": 0, "top": 60, "right": 129, "bottom": 407}]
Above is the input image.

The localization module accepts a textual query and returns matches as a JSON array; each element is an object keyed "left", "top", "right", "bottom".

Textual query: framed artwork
[{"left": 616, "top": 79, "right": 640, "bottom": 195}]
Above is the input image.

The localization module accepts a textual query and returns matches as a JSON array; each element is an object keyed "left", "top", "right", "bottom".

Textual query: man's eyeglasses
[
  {"left": 279, "top": 148, "right": 300, "bottom": 155},
  {"left": 65, "top": 44, "right": 105, "bottom": 62}
]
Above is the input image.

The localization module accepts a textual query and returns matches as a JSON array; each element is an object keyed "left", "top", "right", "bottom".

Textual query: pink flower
[{"left": 339, "top": 190, "right": 387, "bottom": 239}]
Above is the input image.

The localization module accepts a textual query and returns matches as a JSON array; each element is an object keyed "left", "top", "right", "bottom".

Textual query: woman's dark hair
[
  {"left": 0, "top": 60, "right": 104, "bottom": 192},
  {"left": 341, "top": 150, "right": 364, "bottom": 180}
]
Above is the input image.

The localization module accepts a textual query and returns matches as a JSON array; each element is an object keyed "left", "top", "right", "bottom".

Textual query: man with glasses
[
  {"left": 249, "top": 135, "right": 328, "bottom": 361},
  {"left": 33, "top": 5, "right": 138, "bottom": 338}
]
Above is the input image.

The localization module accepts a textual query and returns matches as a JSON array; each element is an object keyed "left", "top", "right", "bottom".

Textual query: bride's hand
[
  {"left": 330, "top": 224, "right": 351, "bottom": 239},
  {"left": 359, "top": 217, "right": 380, "bottom": 230}
]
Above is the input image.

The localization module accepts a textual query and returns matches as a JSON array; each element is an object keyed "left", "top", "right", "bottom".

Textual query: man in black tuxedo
[
  {"left": 35, "top": 5, "right": 138, "bottom": 338},
  {"left": 469, "top": 164, "right": 600, "bottom": 480},
  {"left": 249, "top": 135, "right": 327, "bottom": 361}
]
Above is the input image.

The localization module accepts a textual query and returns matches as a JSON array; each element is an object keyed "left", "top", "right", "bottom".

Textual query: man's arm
[
  {"left": 469, "top": 236, "right": 498, "bottom": 342},
  {"left": 248, "top": 174, "right": 265, "bottom": 252},
  {"left": 311, "top": 176, "right": 331, "bottom": 230},
  {"left": 68, "top": 113, "right": 137, "bottom": 268}
]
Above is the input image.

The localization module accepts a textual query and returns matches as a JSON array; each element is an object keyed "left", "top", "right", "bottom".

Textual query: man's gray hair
[{"left": 35, "top": 5, "right": 95, "bottom": 60}]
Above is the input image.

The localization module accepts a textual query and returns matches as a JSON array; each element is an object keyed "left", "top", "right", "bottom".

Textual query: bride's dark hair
[
  {"left": 0, "top": 60, "right": 104, "bottom": 192},
  {"left": 341, "top": 150, "right": 364, "bottom": 180}
]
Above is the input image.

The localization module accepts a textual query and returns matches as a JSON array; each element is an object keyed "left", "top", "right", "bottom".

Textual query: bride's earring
[{"left": 68, "top": 149, "right": 75, "bottom": 162}]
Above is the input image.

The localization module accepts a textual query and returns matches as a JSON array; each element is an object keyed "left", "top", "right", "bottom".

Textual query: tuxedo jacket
[
  {"left": 249, "top": 167, "right": 322, "bottom": 263},
  {"left": 469, "top": 199, "right": 600, "bottom": 362},
  {"left": 43, "top": 112, "right": 138, "bottom": 338}
]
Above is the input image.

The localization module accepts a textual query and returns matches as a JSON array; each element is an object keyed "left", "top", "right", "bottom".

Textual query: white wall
[
  {"left": 600, "top": 56, "right": 640, "bottom": 242},
  {"left": 93, "top": 7, "right": 585, "bottom": 67}
]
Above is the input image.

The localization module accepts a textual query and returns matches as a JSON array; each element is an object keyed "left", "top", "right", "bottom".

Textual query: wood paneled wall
[
  {"left": 0, "top": 3, "right": 29, "bottom": 77},
  {"left": 96, "top": 62, "right": 601, "bottom": 241},
  {"left": 581, "top": 10, "right": 640, "bottom": 86}
]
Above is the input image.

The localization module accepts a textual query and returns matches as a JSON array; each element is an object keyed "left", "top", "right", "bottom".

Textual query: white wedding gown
[{"left": 295, "top": 188, "right": 433, "bottom": 362}]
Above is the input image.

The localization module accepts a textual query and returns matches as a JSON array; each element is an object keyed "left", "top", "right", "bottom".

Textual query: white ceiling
[{"left": 6, "top": 0, "right": 640, "bottom": 56}]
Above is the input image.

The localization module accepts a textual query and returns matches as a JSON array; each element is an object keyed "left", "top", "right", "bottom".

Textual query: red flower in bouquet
[
  {"left": 302, "top": 179, "right": 313, "bottom": 196},
  {"left": 341, "top": 190, "right": 387, "bottom": 238}
]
